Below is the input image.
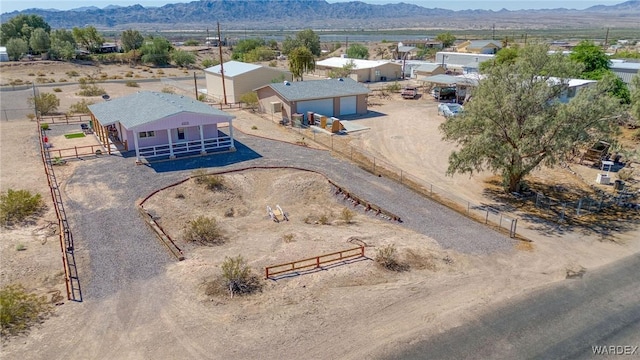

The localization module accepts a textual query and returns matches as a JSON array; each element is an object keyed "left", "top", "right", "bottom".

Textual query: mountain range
[{"left": 1, "top": 0, "right": 639, "bottom": 31}]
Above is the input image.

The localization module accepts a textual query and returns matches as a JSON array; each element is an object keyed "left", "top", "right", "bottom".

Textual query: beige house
[
  {"left": 204, "top": 61, "right": 292, "bottom": 103},
  {"left": 255, "top": 78, "right": 370, "bottom": 123},
  {"left": 413, "top": 63, "right": 447, "bottom": 79},
  {"left": 315, "top": 57, "right": 402, "bottom": 82},
  {"left": 455, "top": 40, "right": 502, "bottom": 54}
]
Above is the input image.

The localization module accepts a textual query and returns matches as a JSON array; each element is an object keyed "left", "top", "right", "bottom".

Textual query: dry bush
[
  {"left": 184, "top": 216, "right": 224, "bottom": 245},
  {"left": 375, "top": 244, "right": 408, "bottom": 271},
  {"left": 192, "top": 170, "right": 225, "bottom": 191},
  {"left": 340, "top": 207, "right": 354, "bottom": 224},
  {"left": 224, "top": 207, "right": 235, "bottom": 217},
  {"left": 318, "top": 214, "right": 330, "bottom": 225},
  {"left": 282, "top": 233, "right": 296, "bottom": 243},
  {"left": 125, "top": 80, "right": 140, "bottom": 87},
  {"left": 617, "top": 168, "right": 635, "bottom": 181},
  {"left": 219, "top": 255, "right": 262, "bottom": 298}
]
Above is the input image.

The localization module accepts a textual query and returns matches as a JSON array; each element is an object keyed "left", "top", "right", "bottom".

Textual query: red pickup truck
[{"left": 401, "top": 86, "right": 418, "bottom": 99}]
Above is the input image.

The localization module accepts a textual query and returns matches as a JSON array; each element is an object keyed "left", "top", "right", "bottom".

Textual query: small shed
[
  {"left": 204, "top": 61, "right": 292, "bottom": 103},
  {"left": 315, "top": 57, "right": 402, "bottom": 82},
  {"left": 88, "top": 91, "right": 235, "bottom": 163},
  {"left": 255, "top": 78, "right": 370, "bottom": 122}
]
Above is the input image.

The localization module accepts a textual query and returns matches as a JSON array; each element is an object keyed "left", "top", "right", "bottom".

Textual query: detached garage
[
  {"left": 204, "top": 61, "right": 292, "bottom": 104},
  {"left": 255, "top": 78, "right": 370, "bottom": 122}
]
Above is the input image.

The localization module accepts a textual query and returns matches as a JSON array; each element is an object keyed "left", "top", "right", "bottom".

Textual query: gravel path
[{"left": 63, "top": 128, "right": 513, "bottom": 298}]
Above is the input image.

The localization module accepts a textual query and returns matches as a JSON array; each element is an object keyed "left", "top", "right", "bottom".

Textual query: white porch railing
[{"left": 138, "top": 136, "right": 232, "bottom": 159}]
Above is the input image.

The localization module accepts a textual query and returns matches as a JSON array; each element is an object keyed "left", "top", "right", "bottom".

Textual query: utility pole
[
  {"left": 603, "top": 27, "right": 610, "bottom": 49},
  {"left": 206, "top": 27, "right": 210, "bottom": 50},
  {"left": 218, "top": 22, "right": 227, "bottom": 105},
  {"left": 193, "top": 72, "right": 198, "bottom": 100},
  {"left": 345, "top": 36, "right": 348, "bottom": 50},
  {"left": 492, "top": 23, "right": 496, "bottom": 40}
]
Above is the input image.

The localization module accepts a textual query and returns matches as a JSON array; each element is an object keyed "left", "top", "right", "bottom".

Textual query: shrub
[
  {"left": 269, "top": 60, "right": 277, "bottom": 67},
  {"left": 632, "top": 129, "right": 640, "bottom": 141},
  {"left": 282, "top": 233, "right": 296, "bottom": 243},
  {"left": 58, "top": 79, "right": 68, "bottom": 83},
  {"left": 125, "top": 81, "right": 140, "bottom": 87},
  {"left": 193, "top": 170, "right": 225, "bottom": 191},
  {"left": 318, "top": 214, "right": 330, "bottom": 225},
  {"left": 0, "top": 189, "right": 44, "bottom": 225},
  {"left": 197, "top": 94, "right": 207, "bottom": 102},
  {"left": 0, "top": 284, "right": 53, "bottom": 336},
  {"left": 65, "top": 70, "right": 79, "bottom": 77},
  {"left": 161, "top": 87, "right": 175, "bottom": 94},
  {"left": 15, "top": 244, "right": 26, "bottom": 251},
  {"left": 340, "top": 207, "right": 354, "bottom": 223},
  {"left": 386, "top": 82, "right": 401, "bottom": 92},
  {"left": 201, "top": 59, "right": 219, "bottom": 68},
  {"left": 52, "top": 88, "right": 62, "bottom": 92},
  {"left": 184, "top": 216, "right": 224, "bottom": 245},
  {"left": 220, "top": 255, "right": 262, "bottom": 297},
  {"left": 68, "top": 99, "right": 95, "bottom": 114},
  {"left": 375, "top": 244, "right": 407, "bottom": 271},
  {"left": 251, "top": 125, "right": 258, "bottom": 130},
  {"left": 125, "top": 71, "right": 134, "bottom": 78},
  {"left": 77, "top": 84, "right": 106, "bottom": 97},
  {"left": 28, "top": 93, "right": 60, "bottom": 115},
  {"left": 40, "top": 123, "right": 49, "bottom": 130}
]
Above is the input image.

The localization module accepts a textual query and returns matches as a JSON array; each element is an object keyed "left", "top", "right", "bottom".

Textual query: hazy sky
[{"left": 0, "top": 0, "right": 627, "bottom": 13}]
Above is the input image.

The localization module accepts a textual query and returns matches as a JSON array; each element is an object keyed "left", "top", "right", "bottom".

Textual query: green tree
[
  {"left": 231, "top": 38, "right": 265, "bottom": 61},
  {"left": 49, "top": 37, "right": 75, "bottom": 61},
  {"left": 346, "top": 43, "right": 369, "bottom": 59},
  {"left": 288, "top": 46, "right": 315, "bottom": 81},
  {"left": 440, "top": 44, "right": 622, "bottom": 193},
  {"left": 328, "top": 60, "right": 356, "bottom": 78},
  {"left": 28, "top": 92, "right": 60, "bottom": 116},
  {"left": 5, "top": 38, "right": 29, "bottom": 61},
  {"left": 171, "top": 49, "right": 196, "bottom": 67},
  {"left": 140, "top": 37, "right": 172, "bottom": 66},
  {"left": 239, "top": 92, "right": 259, "bottom": 111},
  {"left": 50, "top": 29, "right": 75, "bottom": 45},
  {"left": 72, "top": 26, "right": 104, "bottom": 53},
  {"left": 435, "top": 32, "right": 456, "bottom": 48},
  {"left": 121, "top": 29, "right": 144, "bottom": 52},
  {"left": 479, "top": 46, "right": 520, "bottom": 73},
  {"left": 29, "top": 28, "right": 50, "bottom": 55},
  {"left": 267, "top": 39, "right": 278, "bottom": 50},
  {"left": 570, "top": 40, "right": 610, "bottom": 75},
  {"left": 243, "top": 46, "right": 276, "bottom": 62},
  {"left": 0, "top": 14, "right": 50, "bottom": 45},
  {"left": 282, "top": 29, "right": 321, "bottom": 56}
]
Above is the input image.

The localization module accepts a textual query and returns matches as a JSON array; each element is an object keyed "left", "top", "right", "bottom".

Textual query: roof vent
[
  {"left": 338, "top": 78, "right": 344, "bottom": 82},
  {"left": 284, "top": 81, "right": 290, "bottom": 85}
]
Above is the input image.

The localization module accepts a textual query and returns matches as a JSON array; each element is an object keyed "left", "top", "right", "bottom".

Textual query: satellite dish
[
  {"left": 102, "top": 94, "right": 110, "bottom": 100},
  {"left": 398, "top": 42, "right": 403, "bottom": 47}
]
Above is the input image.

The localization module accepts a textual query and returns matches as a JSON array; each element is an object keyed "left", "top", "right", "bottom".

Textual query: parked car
[
  {"left": 431, "top": 86, "right": 456, "bottom": 101},
  {"left": 438, "top": 103, "right": 464, "bottom": 117}
]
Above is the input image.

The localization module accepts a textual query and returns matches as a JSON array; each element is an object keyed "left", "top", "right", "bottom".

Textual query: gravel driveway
[{"left": 64, "top": 128, "right": 514, "bottom": 299}]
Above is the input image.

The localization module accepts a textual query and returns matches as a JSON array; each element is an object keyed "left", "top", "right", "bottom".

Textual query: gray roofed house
[
  {"left": 610, "top": 61, "right": 640, "bottom": 86},
  {"left": 88, "top": 91, "right": 236, "bottom": 163},
  {"left": 435, "top": 52, "right": 495, "bottom": 74},
  {"left": 255, "top": 78, "right": 371, "bottom": 122}
]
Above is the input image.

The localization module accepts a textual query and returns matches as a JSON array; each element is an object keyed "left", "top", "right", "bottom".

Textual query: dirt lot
[{"left": 1, "top": 60, "right": 639, "bottom": 359}]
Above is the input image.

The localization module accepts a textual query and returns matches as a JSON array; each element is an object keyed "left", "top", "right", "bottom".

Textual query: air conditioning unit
[{"left": 270, "top": 101, "right": 282, "bottom": 113}]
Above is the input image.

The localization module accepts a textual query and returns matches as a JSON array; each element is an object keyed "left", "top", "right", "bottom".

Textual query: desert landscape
[{"left": 1, "top": 55, "right": 639, "bottom": 359}]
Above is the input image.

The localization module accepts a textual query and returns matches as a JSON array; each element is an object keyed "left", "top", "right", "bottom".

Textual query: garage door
[
  {"left": 297, "top": 98, "right": 334, "bottom": 117},
  {"left": 339, "top": 96, "right": 357, "bottom": 116}
]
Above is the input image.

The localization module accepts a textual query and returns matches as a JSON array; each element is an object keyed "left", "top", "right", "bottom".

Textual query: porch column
[
  {"left": 167, "top": 129, "right": 175, "bottom": 159},
  {"left": 134, "top": 131, "right": 141, "bottom": 164},
  {"left": 228, "top": 118, "right": 235, "bottom": 151},
  {"left": 199, "top": 124, "right": 206, "bottom": 155}
]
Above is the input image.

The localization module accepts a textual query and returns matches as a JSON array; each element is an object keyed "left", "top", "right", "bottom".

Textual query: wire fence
[{"left": 289, "top": 125, "right": 520, "bottom": 238}]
